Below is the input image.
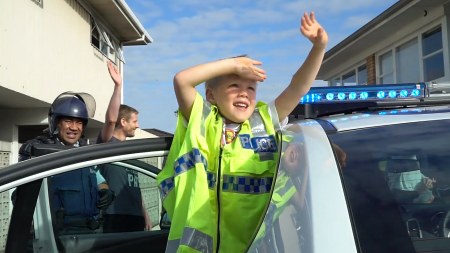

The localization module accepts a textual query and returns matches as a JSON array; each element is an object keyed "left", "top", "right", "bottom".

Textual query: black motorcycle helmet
[{"left": 47, "top": 92, "right": 96, "bottom": 137}]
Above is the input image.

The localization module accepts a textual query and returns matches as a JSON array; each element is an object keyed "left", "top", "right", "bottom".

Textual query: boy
[{"left": 157, "top": 12, "right": 328, "bottom": 253}]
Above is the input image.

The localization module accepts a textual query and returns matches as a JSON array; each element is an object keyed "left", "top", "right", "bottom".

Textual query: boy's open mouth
[{"left": 233, "top": 103, "right": 248, "bottom": 109}]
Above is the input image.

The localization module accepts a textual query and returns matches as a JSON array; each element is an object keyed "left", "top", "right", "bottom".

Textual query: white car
[{"left": 1, "top": 82, "right": 450, "bottom": 253}]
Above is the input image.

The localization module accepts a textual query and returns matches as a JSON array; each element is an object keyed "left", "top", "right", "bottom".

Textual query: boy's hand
[
  {"left": 107, "top": 61, "right": 122, "bottom": 87},
  {"left": 300, "top": 12, "right": 328, "bottom": 49},
  {"left": 233, "top": 57, "right": 267, "bottom": 82}
]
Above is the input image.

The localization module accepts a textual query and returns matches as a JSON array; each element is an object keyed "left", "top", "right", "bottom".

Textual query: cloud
[{"left": 132, "top": 1, "right": 163, "bottom": 23}]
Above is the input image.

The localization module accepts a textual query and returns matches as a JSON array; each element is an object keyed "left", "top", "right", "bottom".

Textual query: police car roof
[
  {"left": 318, "top": 105, "right": 450, "bottom": 132},
  {"left": 290, "top": 82, "right": 450, "bottom": 132}
]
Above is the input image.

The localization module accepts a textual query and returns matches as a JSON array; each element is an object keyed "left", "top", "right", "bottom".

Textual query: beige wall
[{"left": 0, "top": 0, "right": 120, "bottom": 123}]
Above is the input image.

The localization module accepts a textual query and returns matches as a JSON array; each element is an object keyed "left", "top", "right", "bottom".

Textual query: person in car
[
  {"left": 15, "top": 92, "right": 115, "bottom": 233},
  {"left": 157, "top": 11, "right": 328, "bottom": 253},
  {"left": 386, "top": 155, "right": 436, "bottom": 203},
  {"left": 95, "top": 61, "right": 152, "bottom": 233}
]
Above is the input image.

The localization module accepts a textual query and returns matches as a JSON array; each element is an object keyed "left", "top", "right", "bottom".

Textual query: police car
[{"left": 2, "top": 83, "right": 450, "bottom": 253}]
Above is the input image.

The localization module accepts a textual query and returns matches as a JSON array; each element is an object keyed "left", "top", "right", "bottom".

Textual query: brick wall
[{"left": 366, "top": 54, "right": 376, "bottom": 84}]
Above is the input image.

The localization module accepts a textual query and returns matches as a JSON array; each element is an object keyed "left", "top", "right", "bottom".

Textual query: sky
[{"left": 122, "top": 0, "right": 399, "bottom": 134}]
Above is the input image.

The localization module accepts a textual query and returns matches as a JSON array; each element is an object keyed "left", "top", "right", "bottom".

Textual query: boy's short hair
[
  {"left": 204, "top": 54, "right": 249, "bottom": 91},
  {"left": 116, "top": 104, "right": 139, "bottom": 128}
]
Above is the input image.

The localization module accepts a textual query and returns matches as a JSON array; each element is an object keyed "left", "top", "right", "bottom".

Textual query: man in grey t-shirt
[{"left": 96, "top": 61, "right": 151, "bottom": 233}]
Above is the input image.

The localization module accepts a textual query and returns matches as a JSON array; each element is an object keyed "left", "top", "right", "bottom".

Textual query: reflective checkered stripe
[
  {"left": 166, "top": 227, "right": 213, "bottom": 253},
  {"left": 207, "top": 172, "right": 216, "bottom": 190},
  {"left": 158, "top": 147, "right": 207, "bottom": 202},
  {"left": 222, "top": 175, "right": 273, "bottom": 194}
]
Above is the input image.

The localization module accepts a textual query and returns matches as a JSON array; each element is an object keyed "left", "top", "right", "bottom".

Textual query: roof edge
[
  {"left": 114, "top": 0, "right": 154, "bottom": 44},
  {"left": 324, "top": 0, "right": 414, "bottom": 60}
]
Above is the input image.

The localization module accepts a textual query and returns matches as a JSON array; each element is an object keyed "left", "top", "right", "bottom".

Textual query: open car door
[{"left": 0, "top": 137, "right": 173, "bottom": 253}]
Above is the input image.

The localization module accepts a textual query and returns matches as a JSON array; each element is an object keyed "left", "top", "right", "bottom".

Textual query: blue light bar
[{"left": 299, "top": 83, "right": 426, "bottom": 104}]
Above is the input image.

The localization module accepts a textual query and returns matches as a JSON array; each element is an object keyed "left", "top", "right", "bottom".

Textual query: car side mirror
[
  {"left": 31, "top": 144, "right": 76, "bottom": 158},
  {"left": 160, "top": 212, "right": 171, "bottom": 230}
]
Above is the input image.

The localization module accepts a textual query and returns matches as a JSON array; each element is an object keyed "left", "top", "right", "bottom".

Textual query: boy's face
[{"left": 207, "top": 74, "right": 257, "bottom": 123}]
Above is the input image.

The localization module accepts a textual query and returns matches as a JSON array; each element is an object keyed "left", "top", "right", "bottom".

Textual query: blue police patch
[
  {"left": 251, "top": 135, "right": 278, "bottom": 153},
  {"left": 239, "top": 134, "right": 252, "bottom": 149}
]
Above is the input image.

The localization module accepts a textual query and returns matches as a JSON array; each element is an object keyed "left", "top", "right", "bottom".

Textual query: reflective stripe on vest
[
  {"left": 166, "top": 227, "right": 213, "bottom": 253},
  {"left": 159, "top": 147, "right": 207, "bottom": 202}
]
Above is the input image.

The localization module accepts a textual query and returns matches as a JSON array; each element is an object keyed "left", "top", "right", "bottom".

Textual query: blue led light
[
  {"left": 391, "top": 110, "right": 397, "bottom": 114},
  {"left": 389, "top": 90, "right": 397, "bottom": 98},
  {"left": 326, "top": 93, "right": 334, "bottom": 100},
  {"left": 379, "top": 112, "right": 387, "bottom": 115},
  {"left": 298, "top": 83, "right": 426, "bottom": 104},
  {"left": 400, "top": 90, "right": 408, "bottom": 97}
]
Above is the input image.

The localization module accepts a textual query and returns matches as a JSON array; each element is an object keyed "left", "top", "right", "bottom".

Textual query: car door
[
  {"left": 246, "top": 121, "right": 358, "bottom": 253},
  {"left": 0, "top": 137, "right": 173, "bottom": 253}
]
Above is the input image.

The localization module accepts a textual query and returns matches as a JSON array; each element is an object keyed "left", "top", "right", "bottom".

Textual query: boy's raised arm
[
  {"left": 174, "top": 58, "right": 266, "bottom": 121},
  {"left": 275, "top": 12, "right": 329, "bottom": 121}
]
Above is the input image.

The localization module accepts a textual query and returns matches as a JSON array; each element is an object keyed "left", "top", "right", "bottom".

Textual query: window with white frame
[
  {"left": 331, "top": 78, "right": 340, "bottom": 86},
  {"left": 328, "top": 64, "right": 367, "bottom": 86},
  {"left": 379, "top": 51, "right": 394, "bottom": 84},
  {"left": 343, "top": 71, "right": 356, "bottom": 86},
  {"left": 357, "top": 65, "right": 367, "bottom": 85},
  {"left": 378, "top": 25, "right": 445, "bottom": 84},
  {"left": 422, "top": 27, "right": 445, "bottom": 81},
  {"left": 396, "top": 38, "right": 420, "bottom": 83},
  {"left": 90, "top": 17, "right": 126, "bottom": 64}
]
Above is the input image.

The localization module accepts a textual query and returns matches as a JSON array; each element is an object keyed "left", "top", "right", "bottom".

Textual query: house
[
  {"left": 0, "top": 0, "right": 157, "bottom": 166},
  {"left": 317, "top": 0, "right": 450, "bottom": 87}
]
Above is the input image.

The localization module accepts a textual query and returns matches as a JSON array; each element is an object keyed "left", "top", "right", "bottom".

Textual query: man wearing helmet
[{"left": 16, "top": 91, "right": 115, "bottom": 234}]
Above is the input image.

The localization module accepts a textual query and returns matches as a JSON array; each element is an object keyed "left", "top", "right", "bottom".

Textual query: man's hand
[
  {"left": 97, "top": 189, "right": 115, "bottom": 210},
  {"left": 144, "top": 216, "right": 152, "bottom": 231},
  {"left": 300, "top": 12, "right": 328, "bottom": 49},
  {"left": 423, "top": 177, "right": 436, "bottom": 188},
  {"left": 233, "top": 57, "right": 267, "bottom": 82},
  {"left": 107, "top": 61, "right": 122, "bottom": 87}
]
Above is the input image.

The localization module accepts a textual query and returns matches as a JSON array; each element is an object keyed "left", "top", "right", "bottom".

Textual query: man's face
[
  {"left": 122, "top": 113, "right": 139, "bottom": 138},
  {"left": 57, "top": 117, "right": 84, "bottom": 145},
  {"left": 206, "top": 74, "right": 257, "bottom": 124}
]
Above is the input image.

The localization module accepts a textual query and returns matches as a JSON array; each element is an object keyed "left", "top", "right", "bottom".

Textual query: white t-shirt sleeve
[{"left": 96, "top": 171, "right": 106, "bottom": 184}]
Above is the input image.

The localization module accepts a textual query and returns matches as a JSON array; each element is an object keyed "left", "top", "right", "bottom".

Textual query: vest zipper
[{"left": 216, "top": 150, "right": 223, "bottom": 253}]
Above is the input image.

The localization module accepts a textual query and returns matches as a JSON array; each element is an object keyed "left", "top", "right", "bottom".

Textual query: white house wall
[
  {"left": 323, "top": 6, "right": 446, "bottom": 81},
  {"left": 0, "top": 0, "right": 122, "bottom": 124}
]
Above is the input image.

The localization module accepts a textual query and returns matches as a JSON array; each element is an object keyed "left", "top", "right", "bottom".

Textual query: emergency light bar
[
  {"left": 290, "top": 82, "right": 450, "bottom": 119},
  {"left": 300, "top": 83, "right": 426, "bottom": 104}
]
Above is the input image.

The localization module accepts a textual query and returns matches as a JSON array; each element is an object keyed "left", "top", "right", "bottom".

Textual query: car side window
[{"left": 43, "top": 155, "right": 169, "bottom": 252}]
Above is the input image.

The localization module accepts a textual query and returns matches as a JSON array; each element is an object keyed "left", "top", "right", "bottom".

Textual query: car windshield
[{"left": 329, "top": 119, "right": 450, "bottom": 253}]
